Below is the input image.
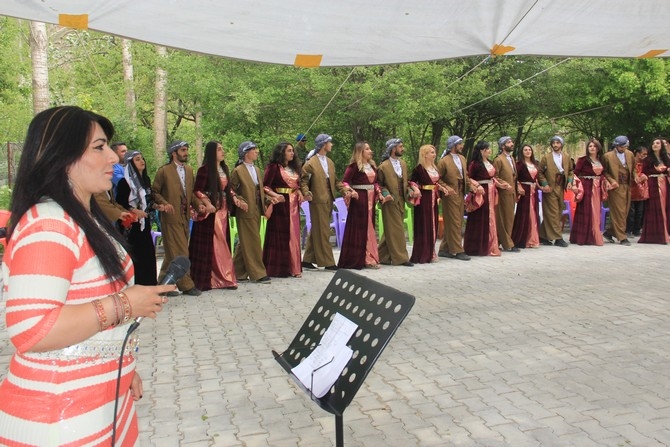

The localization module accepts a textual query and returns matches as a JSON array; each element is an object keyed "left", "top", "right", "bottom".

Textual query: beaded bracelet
[
  {"left": 92, "top": 299, "right": 108, "bottom": 331},
  {"left": 118, "top": 291, "right": 132, "bottom": 323}
]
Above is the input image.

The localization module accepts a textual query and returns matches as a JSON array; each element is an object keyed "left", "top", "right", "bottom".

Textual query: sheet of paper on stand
[{"left": 291, "top": 313, "right": 358, "bottom": 398}]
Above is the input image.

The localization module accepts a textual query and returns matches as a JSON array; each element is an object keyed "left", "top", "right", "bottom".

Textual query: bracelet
[
  {"left": 118, "top": 291, "right": 132, "bottom": 323},
  {"left": 111, "top": 293, "right": 123, "bottom": 327},
  {"left": 92, "top": 299, "right": 109, "bottom": 331}
]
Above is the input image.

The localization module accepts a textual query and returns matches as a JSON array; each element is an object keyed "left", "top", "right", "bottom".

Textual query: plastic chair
[
  {"left": 151, "top": 230, "right": 163, "bottom": 247},
  {"left": 333, "top": 197, "right": 348, "bottom": 248},
  {"left": 300, "top": 201, "right": 311, "bottom": 248},
  {"left": 562, "top": 200, "right": 573, "bottom": 230},
  {"left": 260, "top": 216, "right": 268, "bottom": 248},
  {"left": 600, "top": 204, "right": 610, "bottom": 232},
  {"left": 228, "top": 216, "right": 238, "bottom": 256},
  {"left": 376, "top": 203, "right": 384, "bottom": 238},
  {"left": 404, "top": 203, "right": 414, "bottom": 244}
]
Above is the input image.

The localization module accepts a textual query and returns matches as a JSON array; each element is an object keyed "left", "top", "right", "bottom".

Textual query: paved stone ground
[{"left": 1, "top": 236, "right": 670, "bottom": 446}]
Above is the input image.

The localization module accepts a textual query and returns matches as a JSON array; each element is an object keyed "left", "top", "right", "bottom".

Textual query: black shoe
[
  {"left": 438, "top": 251, "right": 451, "bottom": 258},
  {"left": 165, "top": 290, "right": 180, "bottom": 297},
  {"left": 301, "top": 262, "right": 318, "bottom": 271},
  {"left": 253, "top": 276, "right": 272, "bottom": 284},
  {"left": 620, "top": 239, "right": 631, "bottom": 246},
  {"left": 237, "top": 277, "right": 249, "bottom": 283},
  {"left": 324, "top": 265, "right": 339, "bottom": 271},
  {"left": 454, "top": 252, "right": 471, "bottom": 261},
  {"left": 502, "top": 247, "right": 521, "bottom": 253},
  {"left": 554, "top": 239, "right": 568, "bottom": 247},
  {"left": 603, "top": 232, "right": 614, "bottom": 243},
  {"left": 632, "top": 231, "right": 641, "bottom": 237},
  {"left": 183, "top": 287, "right": 202, "bottom": 296},
  {"left": 539, "top": 238, "right": 553, "bottom": 246},
  {"left": 401, "top": 261, "right": 414, "bottom": 267}
]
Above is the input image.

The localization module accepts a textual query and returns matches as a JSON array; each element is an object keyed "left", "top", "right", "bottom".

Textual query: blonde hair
[
  {"left": 417, "top": 144, "right": 437, "bottom": 170},
  {"left": 349, "top": 141, "right": 376, "bottom": 171}
]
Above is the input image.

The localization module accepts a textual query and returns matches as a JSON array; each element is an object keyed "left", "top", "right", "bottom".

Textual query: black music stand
[{"left": 273, "top": 270, "right": 415, "bottom": 446}]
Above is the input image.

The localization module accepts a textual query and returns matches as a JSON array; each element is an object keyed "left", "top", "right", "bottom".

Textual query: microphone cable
[{"left": 111, "top": 321, "right": 141, "bottom": 446}]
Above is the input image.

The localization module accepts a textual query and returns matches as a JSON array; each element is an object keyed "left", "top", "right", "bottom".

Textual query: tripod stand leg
[{"left": 336, "top": 414, "right": 344, "bottom": 447}]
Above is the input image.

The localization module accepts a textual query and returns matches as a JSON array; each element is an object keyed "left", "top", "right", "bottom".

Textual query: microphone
[{"left": 126, "top": 256, "right": 191, "bottom": 334}]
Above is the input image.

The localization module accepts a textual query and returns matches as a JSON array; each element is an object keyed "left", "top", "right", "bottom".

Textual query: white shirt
[
  {"left": 175, "top": 163, "right": 186, "bottom": 194},
  {"left": 244, "top": 162, "right": 259, "bottom": 185},
  {"left": 506, "top": 154, "right": 516, "bottom": 172},
  {"left": 616, "top": 150, "right": 626, "bottom": 166},
  {"left": 390, "top": 157, "right": 402, "bottom": 177},
  {"left": 317, "top": 154, "right": 330, "bottom": 178},
  {"left": 451, "top": 153, "right": 463, "bottom": 178},
  {"left": 552, "top": 151, "right": 564, "bottom": 174}
]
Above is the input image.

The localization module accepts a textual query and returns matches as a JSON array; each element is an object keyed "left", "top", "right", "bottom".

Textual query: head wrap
[
  {"left": 168, "top": 140, "right": 188, "bottom": 154},
  {"left": 441, "top": 135, "right": 463, "bottom": 158},
  {"left": 381, "top": 138, "right": 402, "bottom": 162},
  {"left": 123, "top": 151, "right": 148, "bottom": 231},
  {"left": 237, "top": 141, "right": 257, "bottom": 159},
  {"left": 550, "top": 135, "right": 564, "bottom": 146},
  {"left": 613, "top": 136, "right": 629, "bottom": 147},
  {"left": 498, "top": 136, "right": 512, "bottom": 147},
  {"left": 314, "top": 133, "right": 333, "bottom": 150},
  {"left": 123, "top": 150, "right": 141, "bottom": 165},
  {"left": 296, "top": 133, "right": 307, "bottom": 142}
]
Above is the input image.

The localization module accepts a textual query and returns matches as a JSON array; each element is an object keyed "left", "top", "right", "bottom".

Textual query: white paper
[{"left": 292, "top": 313, "right": 358, "bottom": 398}]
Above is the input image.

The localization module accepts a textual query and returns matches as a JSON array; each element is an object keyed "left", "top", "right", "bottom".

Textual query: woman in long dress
[
  {"left": 463, "top": 141, "right": 501, "bottom": 256},
  {"left": 638, "top": 137, "right": 669, "bottom": 244},
  {"left": 569, "top": 138, "right": 605, "bottom": 246},
  {"left": 511, "top": 144, "right": 540, "bottom": 248},
  {"left": 116, "top": 150, "right": 158, "bottom": 285},
  {"left": 263, "top": 142, "right": 303, "bottom": 277},
  {"left": 410, "top": 144, "right": 447, "bottom": 263},
  {"left": 338, "top": 141, "right": 386, "bottom": 269},
  {"left": 189, "top": 140, "right": 238, "bottom": 290},
  {"left": 0, "top": 106, "right": 173, "bottom": 446}
]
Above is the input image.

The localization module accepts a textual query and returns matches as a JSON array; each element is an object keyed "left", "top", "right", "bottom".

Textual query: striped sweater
[{"left": 0, "top": 199, "right": 138, "bottom": 446}]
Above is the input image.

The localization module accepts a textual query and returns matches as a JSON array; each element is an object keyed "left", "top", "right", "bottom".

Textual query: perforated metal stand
[{"left": 273, "top": 270, "right": 415, "bottom": 446}]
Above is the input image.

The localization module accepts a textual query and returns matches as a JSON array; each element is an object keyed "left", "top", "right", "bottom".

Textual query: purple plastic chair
[
  {"left": 300, "top": 201, "right": 338, "bottom": 248},
  {"left": 333, "top": 197, "right": 348, "bottom": 248}
]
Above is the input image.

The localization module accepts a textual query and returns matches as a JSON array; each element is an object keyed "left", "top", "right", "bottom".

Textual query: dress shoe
[
  {"left": 602, "top": 232, "right": 615, "bottom": 243},
  {"left": 401, "top": 261, "right": 414, "bottom": 267},
  {"left": 554, "top": 239, "right": 568, "bottom": 247},
  {"left": 454, "top": 252, "right": 471, "bottom": 261},
  {"left": 502, "top": 247, "right": 521, "bottom": 253},
  {"left": 620, "top": 239, "right": 631, "bottom": 246},
  {"left": 438, "top": 251, "right": 451, "bottom": 258},
  {"left": 224, "top": 286, "right": 238, "bottom": 290},
  {"left": 324, "top": 265, "right": 339, "bottom": 271},
  {"left": 253, "top": 276, "right": 272, "bottom": 284},
  {"left": 301, "top": 262, "right": 318, "bottom": 271},
  {"left": 183, "top": 287, "right": 202, "bottom": 296},
  {"left": 165, "top": 290, "right": 180, "bottom": 297},
  {"left": 539, "top": 238, "right": 553, "bottom": 246}
]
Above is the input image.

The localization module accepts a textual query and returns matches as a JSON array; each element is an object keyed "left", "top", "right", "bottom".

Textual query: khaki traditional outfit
[
  {"left": 493, "top": 152, "right": 518, "bottom": 250},
  {"left": 152, "top": 162, "right": 202, "bottom": 291},
  {"left": 300, "top": 153, "right": 344, "bottom": 267},
  {"left": 603, "top": 149, "right": 637, "bottom": 241},
  {"left": 437, "top": 153, "right": 470, "bottom": 255},
  {"left": 538, "top": 151, "right": 574, "bottom": 241},
  {"left": 377, "top": 157, "right": 411, "bottom": 265},
  {"left": 230, "top": 162, "right": 269, "bottom": 281}
]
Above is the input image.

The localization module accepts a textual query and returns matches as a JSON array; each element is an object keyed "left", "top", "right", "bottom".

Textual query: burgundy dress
[
  {"left": 463, "top": 161, "right": 501, "bottom": 256},
  {"left": 409, "top": 165, "right": 440, "bottom": 263},
  {"left": 569, "top": 156, "right": 604, "bottom": 246},
  {"left": 639, "top": 159, "right": 669, "bottom": 244},
  {"left": 511, "top": 161, "right": 540, "bottom": 248},
  {"left": 189, "top": 165, "right": 237, "bottom": 290},
  {"left": 337, "top": 163, "right": 380, "bottom": 269},
  {"left": 262, "top": 163, "right": 302, "bottom": 276}
]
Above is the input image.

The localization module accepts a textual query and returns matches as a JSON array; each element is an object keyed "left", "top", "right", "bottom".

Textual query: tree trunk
[
  {"left": 121, "top": 38, "right": 137, "bottom": 130},
  {"left": 194, "top": 107, "right": 203, "bottom": 165},
  {"left": 153, "top": 45, "right": 168, "bottom": 162},
  {"left": 29, "top": 21, "right": 49, "bottom": 114}
]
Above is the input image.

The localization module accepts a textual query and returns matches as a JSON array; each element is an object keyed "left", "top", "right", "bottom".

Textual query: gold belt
[
  {"left": 420, "top": 185, "right": 436, "bottom": 190},
  {"left": 275, "top": 187, "right": 293, "bottom": 194}
]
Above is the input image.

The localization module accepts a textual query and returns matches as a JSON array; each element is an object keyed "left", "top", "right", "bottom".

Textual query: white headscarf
[{"left": 123, "top": 151, "right": 148, "bottom": 231}]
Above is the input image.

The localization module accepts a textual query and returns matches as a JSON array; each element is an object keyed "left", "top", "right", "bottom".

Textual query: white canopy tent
[{"left": 2, "top": 0, "right": 669, "bottom": 66}]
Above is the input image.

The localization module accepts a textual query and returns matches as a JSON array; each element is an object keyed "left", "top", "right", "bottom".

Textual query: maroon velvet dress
[
  {"left": 337, "top": 163, "right": 380, "bottom": 269},
  {"left": 463, "top": 161, "right": 501, "bottom": 256},
  {"left": 569, "top": 156, "right": 604, "bottom": 246},
  {"left": 262, "top": 163, "right": 302, "bottom": 276},
  {"left": 511, "top": 161, "right": 540, "bottom": 248},
  {"left": 639, "top": 158, "right": 669, "bottom": 244},
  {"left": 409, "top": 164, "right": 440, "bottom": 263},
  {"left": 189, "top": 165, "right": 237, "bottom": 290}
]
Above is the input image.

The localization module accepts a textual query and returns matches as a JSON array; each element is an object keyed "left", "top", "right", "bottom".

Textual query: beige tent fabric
[{"left": 2, "top": 0, "right": 669, "bottom": 66}]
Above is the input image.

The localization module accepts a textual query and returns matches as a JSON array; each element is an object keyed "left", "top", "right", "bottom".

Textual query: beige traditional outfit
[
  {"left": 377, "top": 157, "right": 411, "bottom": 265},
  {"left": 493, "top": 151, "right": 519, "bottom": 250}
]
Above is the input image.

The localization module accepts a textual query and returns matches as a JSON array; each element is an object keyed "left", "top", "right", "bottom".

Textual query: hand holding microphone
[{"left": 126, "top": 256, "right": 191, "bottom": 334}]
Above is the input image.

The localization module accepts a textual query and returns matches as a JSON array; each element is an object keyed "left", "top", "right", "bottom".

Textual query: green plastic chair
[
  {"left": 260, "top": 216, "right": 268, "bottom": 248},
  {"left": 228, "top": 216, "right": 238, "bottom": 257},
  {"left": 376, "top": 202, "right": 414, "bottom": 244}
]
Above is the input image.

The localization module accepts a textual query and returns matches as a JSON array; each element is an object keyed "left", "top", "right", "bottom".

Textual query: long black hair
[
  {"left": 202, "top": 140, "right": 230, "bottom": 209},
  {"left": 269, "top": 142, "right": 302, "bottom": 175},
  {"left": 584, "top": 138, "right": 604, "bottom": 163},
  {"left": 469, "top": 140, "right": 490, "bottom": 165},
  {"left": 9, "top": 106, "right": 128, "bottom": 283},
  {"left": 516, "top": 144, "right": 538, "bottom": 165},
  {"left": 649, "top": 137, "right": 670, "bottom": 166}
]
